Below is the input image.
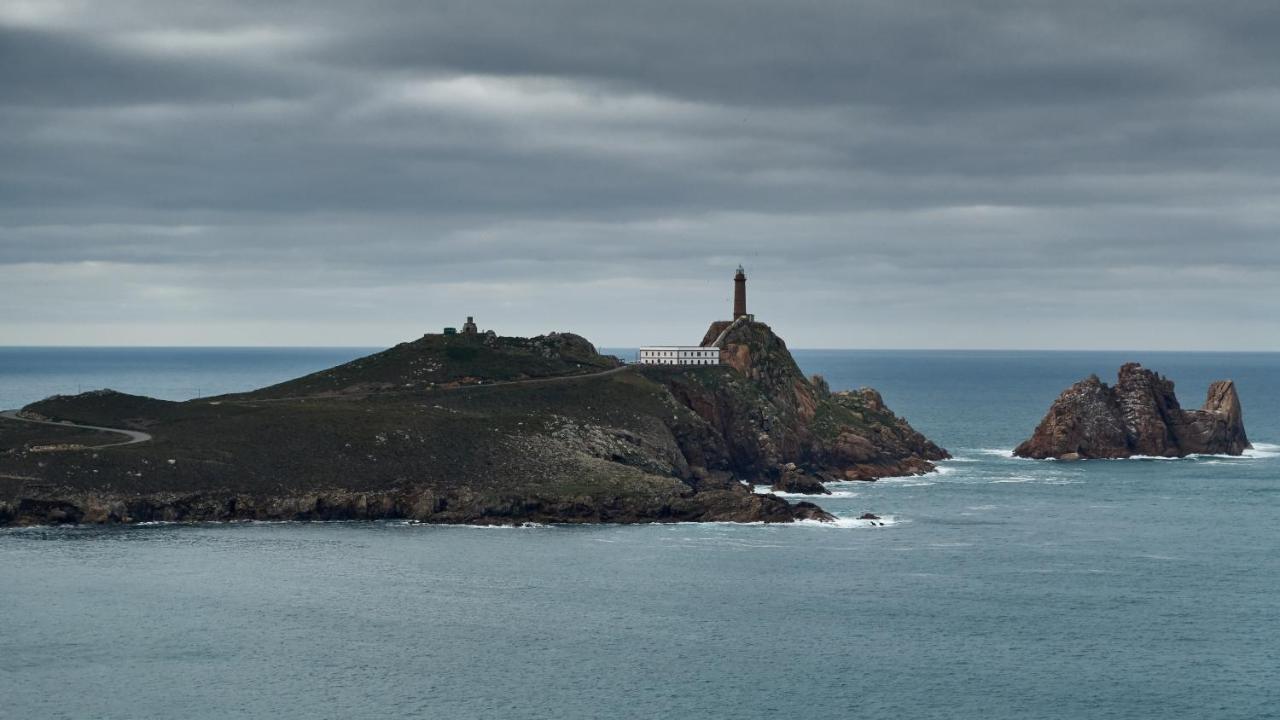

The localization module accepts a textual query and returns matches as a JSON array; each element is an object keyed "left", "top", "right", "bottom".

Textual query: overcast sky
[{"left": 2, "top": 0, "right": 1278, "bottom": 349}]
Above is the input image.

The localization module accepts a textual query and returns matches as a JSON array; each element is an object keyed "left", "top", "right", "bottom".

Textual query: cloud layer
[{"left": 2, "top": 0, "right": 1278, "bottom": 348}]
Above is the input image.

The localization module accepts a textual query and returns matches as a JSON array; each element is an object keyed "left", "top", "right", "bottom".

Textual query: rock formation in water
[
  {"left": 1013, "top": 363, "right": 1250, "bottom": 460},
  {"left": 0, "top": 321, "right": 947, "bottom": 525}
]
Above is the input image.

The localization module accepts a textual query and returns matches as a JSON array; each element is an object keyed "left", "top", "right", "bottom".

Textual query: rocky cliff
[
  {"left": 1013, "top": 363, "right": 1250, "bottom": 459},
  {"left": 0, "top": 322, "right": 946, "bottom": 526},
  {"left": 658, "top": 318, "right": 949, "bottom": 485}
]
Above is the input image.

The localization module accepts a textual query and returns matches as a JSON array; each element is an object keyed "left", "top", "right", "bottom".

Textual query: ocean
[{"left": 2, "top": 347, "right": 1278, "bottom": 719}]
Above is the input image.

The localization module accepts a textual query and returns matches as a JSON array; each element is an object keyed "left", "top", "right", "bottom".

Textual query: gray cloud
[{"left": 1, "top": 0, "right": 1278, "bottom": 348}]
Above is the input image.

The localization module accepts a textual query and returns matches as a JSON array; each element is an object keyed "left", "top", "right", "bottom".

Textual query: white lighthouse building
[{"left": 637, "top": 346, "right": 721, "bottom": 365}]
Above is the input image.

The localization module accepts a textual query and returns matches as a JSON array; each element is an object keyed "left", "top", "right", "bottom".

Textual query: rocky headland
[
  {"left": 1014, "top": 363, "right": 1249, "bottom": 460},
  {"left": 0, "top": 319, "right": 947, "bottom": 526}
]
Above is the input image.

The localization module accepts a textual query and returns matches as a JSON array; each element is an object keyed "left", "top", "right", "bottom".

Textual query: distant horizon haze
[{"left": 1, "top": 343, "right": 1278, "bottom": 354}]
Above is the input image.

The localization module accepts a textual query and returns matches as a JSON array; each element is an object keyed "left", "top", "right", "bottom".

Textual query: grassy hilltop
[{"left": 242, "top": 331, "right": 619, "bottom": 399}]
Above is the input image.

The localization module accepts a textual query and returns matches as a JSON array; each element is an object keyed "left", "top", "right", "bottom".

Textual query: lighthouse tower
[
  {"left": 733, "top": 265, "right": 747, "bottom": 319},
  {"left": 697, "top": 265, "right": 755, "bottom": 346}
]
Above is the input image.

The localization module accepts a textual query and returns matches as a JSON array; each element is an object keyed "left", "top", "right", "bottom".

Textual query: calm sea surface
[{"left": 2, "top": 348, "right": 1278, "bottom": 719}]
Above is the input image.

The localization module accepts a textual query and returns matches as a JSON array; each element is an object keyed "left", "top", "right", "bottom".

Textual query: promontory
[{"left": 0, "top": 315, "right": 948, "bottom": 526}]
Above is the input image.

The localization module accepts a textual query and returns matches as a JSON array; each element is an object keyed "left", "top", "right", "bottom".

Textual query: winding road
[{"left": 0, "top": 410, "right": 152, "bottom": 448}]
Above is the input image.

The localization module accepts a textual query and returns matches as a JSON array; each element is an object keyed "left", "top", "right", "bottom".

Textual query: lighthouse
[{"left": 733, "top": 265, "right": 747, "bottom": 319}]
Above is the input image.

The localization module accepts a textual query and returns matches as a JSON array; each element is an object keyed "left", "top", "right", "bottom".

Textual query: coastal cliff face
[
  {"left": 0, "top": 323, "right": 945, "bottom": 526},
  {"left": 659, "top": 318, "right": 949, "bottom": 484},
  {"left": 1014, "top": 363, "right": 1250, "bottom": 459}
]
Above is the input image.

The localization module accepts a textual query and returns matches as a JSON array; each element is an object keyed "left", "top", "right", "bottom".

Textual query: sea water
[{"left": 2, "top": 348, "right": 1278, "bottom": 719}]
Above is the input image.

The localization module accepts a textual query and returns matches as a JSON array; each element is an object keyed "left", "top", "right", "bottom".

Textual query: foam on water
[
  {"left": 988, "top": 475, "right": 1083, "bottom": 485},
  {"left": 1243, "top": 442, "right": 1280, "bottom": 459},
  {"left": 873, "top": 477, "right": 937, "bottom": 487},
  {"left": 388, "top": 520, "right": 548, "bottom": 529},
  {"left": 750, "top": 485, "right": 860, "bottom": 499},
  {"left": 969, "top": 444, "right": 1278, "bottom": 463},
  {"left": 796, "top": 513, "right": 901, "bottom": 529},
  {"left": 1104, "top": 448, "right": 1272, "bottom": 461}
]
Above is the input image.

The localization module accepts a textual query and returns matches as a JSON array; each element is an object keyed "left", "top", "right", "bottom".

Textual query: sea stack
[{"left": 1014, "top": 363, "right": 1250, "bottom": 460}]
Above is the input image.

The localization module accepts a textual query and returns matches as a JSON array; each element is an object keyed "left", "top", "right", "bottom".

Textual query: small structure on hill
[{"left": 462, "top": 316, "right": 479, "bottom": 335}]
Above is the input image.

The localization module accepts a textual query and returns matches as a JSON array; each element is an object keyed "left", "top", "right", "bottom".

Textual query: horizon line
[{"left": 2, "top": 344, "right": 1279, "bottom": 354}]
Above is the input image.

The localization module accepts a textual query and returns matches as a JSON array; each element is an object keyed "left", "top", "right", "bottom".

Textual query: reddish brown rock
[
  {"left": 1014, "top": 364, "right": 1250, "bottom": 459},
  {"left": 667, "top": 317, "right": 949, "bottom": 484}
]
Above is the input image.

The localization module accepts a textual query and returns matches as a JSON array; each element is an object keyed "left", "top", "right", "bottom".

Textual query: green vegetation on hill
[{"left": 240, "top": 331, "right": 619, "bottom": 400}]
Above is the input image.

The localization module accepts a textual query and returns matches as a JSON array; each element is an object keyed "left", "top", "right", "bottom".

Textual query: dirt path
[{"left": 0, "top": 410, "right": 153, "bottom": 448}]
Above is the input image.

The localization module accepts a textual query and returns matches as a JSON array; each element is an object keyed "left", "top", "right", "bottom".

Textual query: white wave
[
  {"left": 796, "top": 513, "right": 901, "bottom": 529},
  {"left": 751, "top": 484, "right": 859, "bottom": 499},
  {"left": 873, "top": 477, "right": 936, "bottom": 487},
  {"left": 461, "top": 522, "right": 546, "bottom": 529},
  {"left": 972, "top": 442, "right": 1278, "bottom": 463},
  {"left": 989, "top": 475, "right": 1081, "bottom": 485},
  {"left": 1103, "top": 446, "right": 1273, "bottom": 461},
  {"left": 1244, "top": 442, "right": 1280, "bottom": 459},
  {"left": 392, "top": 520, "right": 548, "bottom": 529},
  {"left": 933, "top": 465, "right": 958, "bottom": 475}
]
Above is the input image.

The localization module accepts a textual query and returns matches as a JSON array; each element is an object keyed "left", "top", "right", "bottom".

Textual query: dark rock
[
  {"left": 1015, "top": 364, "right": 1250, "bottom": 459},
  {"left": 771, "top": 464, "right": 831, "bottom": 495},
  {"left": 858, "top": 512, "right": 881, "bottom": 520}
]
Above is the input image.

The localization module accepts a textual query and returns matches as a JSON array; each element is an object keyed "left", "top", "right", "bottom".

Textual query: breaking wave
[
  {"left": 988, "top": 475, "right": 1082, "bottom": 485},
  {"left": 1243, "top": 442, "right": 1280, "bottom": 459},
  {"left": 873, "top": 477, "right": 936, "bottom": 487},
  {"left": 751, "top": 485, "right": 860, "bottom": 499},
  {"left": 963, "top": 443, "right": 1277, "bottom": 463},
  {"left": 796, "top": 514, "right": 900, "bottom": 529}
]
